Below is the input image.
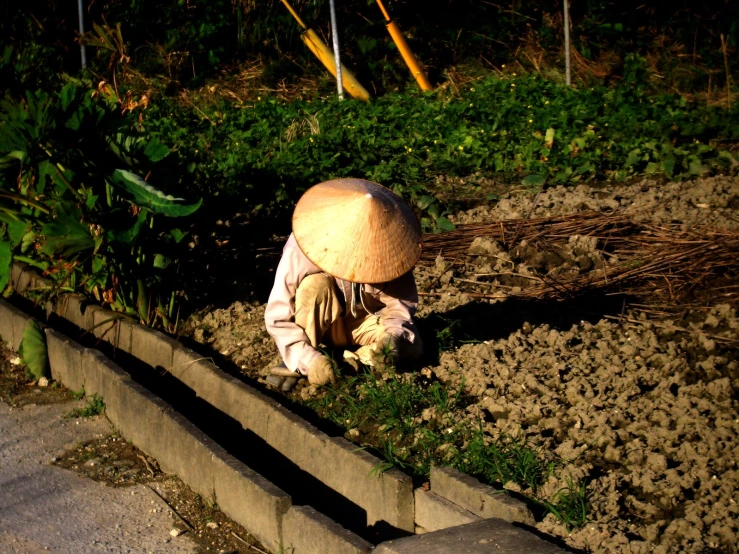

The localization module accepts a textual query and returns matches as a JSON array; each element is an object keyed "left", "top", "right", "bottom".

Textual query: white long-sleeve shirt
[{"left": 264, "top": 234, "right": 419, "bottom": 374}]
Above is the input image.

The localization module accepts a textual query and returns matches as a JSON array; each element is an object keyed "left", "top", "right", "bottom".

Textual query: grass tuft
[
  {"left": 307, "top": 368, "right": 588, "bottom": 528},
  {"left": 67, "top": 393, "right": 106, "bottom": 418},
  {"left": 540, "top": 475, "right": 589, "bottom": 530}
]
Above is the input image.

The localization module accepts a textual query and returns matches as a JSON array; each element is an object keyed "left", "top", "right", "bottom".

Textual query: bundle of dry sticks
[{"left": 419, "top": 211, "right": 739, "bottom": 308}]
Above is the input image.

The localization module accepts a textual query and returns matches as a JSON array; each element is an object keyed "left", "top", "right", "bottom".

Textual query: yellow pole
[
  {"left": 280, "top": 0, "right": 370, "bottom": 101},
  {"left": 301, "top": 29, "right": 370, "bottom": 101},
  {"left": 280, "top": 0, "right": 307, "bottom": 29},
  {"left": 375, "top": 0, "right": 432, "bottom": 91}
]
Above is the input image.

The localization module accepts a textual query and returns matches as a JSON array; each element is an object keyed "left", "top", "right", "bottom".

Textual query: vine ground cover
[{"left": 147, "top": 60, "right": 739, "bottom": 234}]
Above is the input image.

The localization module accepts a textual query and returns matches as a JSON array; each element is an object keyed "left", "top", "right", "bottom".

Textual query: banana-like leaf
[
  {"left": 40, "top": 213, "right": 95, "bottom": 257},
  {"left": 110, "top": 169, "right": 202, "bottom": 217},
  {"left": 0, "top": 150, "right": 26, "bottom": 168},
  {"left": 7, "top": 219, "right": 29, "bottom": 247},
  {"left": 0, "top": 203, "right": 23, "bottom": 223},
  {"left": 0, "top": 240, "right": 11, "bottom": 291},
  {"left": 19, "top": 320, "right": 49, "bottom": 381},
  {"left": 106, "top": 211, "right": 147, "bottom": 245}
]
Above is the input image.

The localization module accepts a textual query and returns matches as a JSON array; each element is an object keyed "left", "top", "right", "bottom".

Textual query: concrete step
[{"left": 374, "top": 518, "right": 568, "bottom": 554}]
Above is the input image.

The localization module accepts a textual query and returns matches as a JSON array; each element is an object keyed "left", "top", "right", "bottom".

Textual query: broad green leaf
[
  {"left": 522, "top": 174, "right": 546, "bottom": 187},
  {"left": 0, "top": 240, "right": 11, "bottom": 291},
  {"left": 59, "top": 83, "right": 77, "bottom": 111},
  {"left": 0, "top": 151, "right": 26, "bottom": 168},
  {"left": 110, "top": 169, "right": 202, "bottom": 217},
  {"left": 19, "top": 320, "right": 48, "bottom": 381},
  {"left": 0, "top": 203, "right": 23, "bottom": 223},
  {"left": 92, "top": 255, "right": 106, "bottom": 275},
  {"left": 40, "top": 213, "right": 95, "bottom": 257},
  {"left": 143, "top": 138, "right": 170, "bottom": 162},
  {"left": 435, "top": 217, "right": 456, "bottom": 232},
  {"left": 154, "top": 254, "right": 171, "bottom": 269},
  {"left": 20, "top": 231, "right": 35, "bottom": 254},
  {"left": 168, "top": 228, "right": 187, "bottom": 243},
  {"left": 106, "top": 211, "right": 147, "bottom": 244},
  {"left": 416, "top": 195, "right": 435, "bottom": 210},
  {"left": 85, "top": 191, "right": 99, "bottom": 210},
  {"left": 37, "top": 160, "right": 54, "bottom": 193},
  {"left": 644, "top": 162, "right": 658, "bottom": 174},
  {"left": 7, "top": 220, "right": 28, "bottom": 247}
]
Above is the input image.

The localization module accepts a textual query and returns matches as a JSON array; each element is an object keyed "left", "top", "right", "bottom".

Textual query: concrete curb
[
  {"left": 10, "top": 260, "right": 415, "bottom": 534},
  {"left": 43, "top": 324, "right": 291, "bottom": 552},
  {"left": 4, "top": 263, "right": 566, "bottom": 553},
  {"left": 283, "top": 506, "right": 374, "bottom": 554},
  {"left": 413, "top": 489, "right": 480, "bottom": 532},
  {"left": 1, "top": 298, "right": 373, "bottom": 553},
  {"left": 430, "top": 467, "right": 535, "bottom": 525},
  {"left": 374, "top": 518, "right": 567, "bottom": 553}
]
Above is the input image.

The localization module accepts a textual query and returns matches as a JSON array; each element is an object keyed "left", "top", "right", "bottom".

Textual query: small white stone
[
  {"left": 206, "top": 522, "right": 218, "bottom": 529},
  {"left": 170, "top": 528, "right": 184, "bottom": 537},
  {"left": 37, "top": 377, "right": 49, "bottom": 387},
  {"left": 9, "top": 357, "right": 21, "bottom": 365}
]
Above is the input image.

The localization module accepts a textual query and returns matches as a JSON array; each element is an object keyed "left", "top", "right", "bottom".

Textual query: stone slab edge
[
  {"left": 1, "top": 291, "right": 380, "bottom": 554},
  {"left": 374, "top": 518, "right": 568, "bottom": 554},
  {"left": 429, "top": 467, "right": 534, "bottom": 525},
  {"left": 9, "top": 262, "right": 415, "bottom": 532},
  {"left": 283, "top": 506, "right": 373, "bottom": 554},
  {"left": 413, "top": 489, "right": 480, "bottom": 532}
]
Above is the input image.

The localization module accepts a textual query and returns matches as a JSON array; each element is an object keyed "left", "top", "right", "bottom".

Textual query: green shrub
[{"left": 0, "top": 80, "right": 200, "bottom": 329}]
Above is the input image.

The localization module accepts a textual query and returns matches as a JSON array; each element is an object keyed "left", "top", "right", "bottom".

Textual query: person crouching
[{"left": 264, "top": 178, "right": 423, "bottom": 390}]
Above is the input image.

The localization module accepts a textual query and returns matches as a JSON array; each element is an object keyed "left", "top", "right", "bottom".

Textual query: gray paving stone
[{"left": 374, "top": 518, "right": 568, "bottom": 554}]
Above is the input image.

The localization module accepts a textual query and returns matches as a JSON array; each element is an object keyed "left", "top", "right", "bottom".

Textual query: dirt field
[{"left": 184, "top": 175, "right": 739, "bottom": 554}]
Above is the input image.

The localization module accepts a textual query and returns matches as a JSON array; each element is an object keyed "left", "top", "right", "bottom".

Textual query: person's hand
[
  {"left": 307, "top": 355, "right": 336, "bottom": 386},
  {"left": 369, "top": 333, "right": 400, "bottom": 370}
]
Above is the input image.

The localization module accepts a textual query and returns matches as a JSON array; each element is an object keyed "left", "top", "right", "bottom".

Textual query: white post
[
  {"left": 77, "top": 0, "right": 87, "bottom": 69},
  {"left": 563, "top": 0, "right": 571, "bottom": 86},
  {"left": 328, "top": 0, "right": 344, "bottom": 100}
]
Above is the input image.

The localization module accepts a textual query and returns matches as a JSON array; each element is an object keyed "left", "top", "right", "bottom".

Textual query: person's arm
[
  {"left": 264, "top": 235, "right": 324, "bottom": 374},
  {"left": 376, "top": 270, "right": 419, "bottom": 344}
]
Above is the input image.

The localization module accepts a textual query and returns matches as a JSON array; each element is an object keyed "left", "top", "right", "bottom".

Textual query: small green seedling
[{"left": 67, "top": 393, "right": 105, "bottom": 418}]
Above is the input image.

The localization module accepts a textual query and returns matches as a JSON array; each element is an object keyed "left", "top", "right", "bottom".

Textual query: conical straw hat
[{"left": 292, "top": 178, "right": 422, "bottom": 283}]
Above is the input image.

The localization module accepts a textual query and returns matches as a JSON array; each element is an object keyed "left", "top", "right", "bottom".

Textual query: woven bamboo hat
[{"left": 292, "top": 178, "right": 422, "bottom": 283}]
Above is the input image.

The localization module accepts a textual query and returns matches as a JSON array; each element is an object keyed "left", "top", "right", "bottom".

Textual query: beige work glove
[
  {"left": 369, "top": 333, "right": 400, "bottom": 371},
  {"left": 307, "top": 355, "right": 336, "bottom": 386}
]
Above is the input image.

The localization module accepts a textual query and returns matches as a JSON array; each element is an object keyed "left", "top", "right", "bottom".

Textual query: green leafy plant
[
  {"left": 144, "top": 70, "right": 738, "bottom": 231},
  {"left": 18, "top": 319, "right": 48, "bottom": 381},
  {"left": 67, "top": 393, "right": 106, "bottom": 418},
  {"left": 0, "top": 80, "right": 201, "bottom": 330}
]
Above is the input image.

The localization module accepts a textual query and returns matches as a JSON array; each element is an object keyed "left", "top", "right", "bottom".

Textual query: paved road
[{"left": 0, "top": 399, "right": 199, "bottom": 554}]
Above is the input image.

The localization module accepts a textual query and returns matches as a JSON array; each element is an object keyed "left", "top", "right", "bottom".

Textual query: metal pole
[
  {"left": 328, "top": 0, "right": 344, "bottom": 100},
  {"left": 563, "top": 0, "right": 571, "bottom": 86},
  {"left": 77, "top": 0, "right": 87, "bottom": 70}
]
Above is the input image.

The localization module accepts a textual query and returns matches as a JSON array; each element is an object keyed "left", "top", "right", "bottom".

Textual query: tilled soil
[{"left": 184, "top": 175, "right": 739, "bottom": 554}]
